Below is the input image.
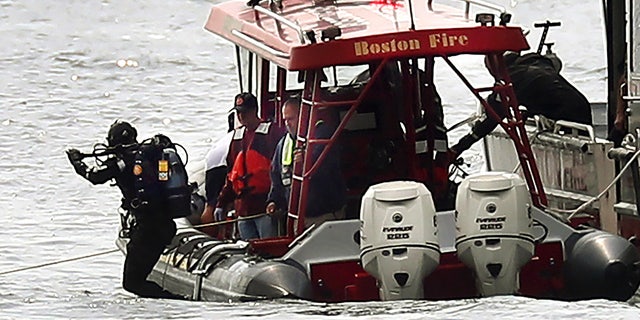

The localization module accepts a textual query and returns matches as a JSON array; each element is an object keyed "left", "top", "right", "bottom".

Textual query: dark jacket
[
  {"left": 508, "top": 53, "right": 592, "bottom": 125},
  {"left": 452, "top": 53, "right": 592, "bottom": 155},
  {"left": 268, "top": 125, "right": 347, "bottom": 218}
]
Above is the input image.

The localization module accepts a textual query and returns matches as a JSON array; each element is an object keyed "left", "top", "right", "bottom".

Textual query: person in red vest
[{"left": 214, "top": 93, "right": 280, "bottom": 240}]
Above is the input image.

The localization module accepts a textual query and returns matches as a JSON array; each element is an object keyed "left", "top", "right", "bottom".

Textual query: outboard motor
[
  {"left": 360, "top": 181, "right": 440, "bottom": 300},
  {"left": 455, "top": 172, "right": 535, "bottom": 296}
]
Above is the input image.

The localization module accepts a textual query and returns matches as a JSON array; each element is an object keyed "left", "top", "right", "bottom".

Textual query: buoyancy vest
[
  {"left": 228, "top": 123, "right": 273, "bottom": 196},
  {"left": 132, "top": 134, "right": 191, "bottom": 217}
]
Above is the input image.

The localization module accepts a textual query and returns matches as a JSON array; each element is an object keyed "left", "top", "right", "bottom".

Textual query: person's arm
[
  {"left": 202, "top": 166, "right": 228, "bottom": 221},
  {"left": 66, "top": 149, "right": 119, "bottom": 185},
  {"left": 608, "top": 73, "right": 628, "bottom": 147},
  {"left": 205, "top": 166, "right": 227, "bottom": 206},
  {"left": 450, "top": 92, "right": 505, "bottom": 155},
  {"left": 267, "top": 139, "right": 286, "bottom": 211},
  {"left": 202, "top": 131, "right": 234, "bottom": 219},
  {"left": 215, "top": 175, "right": 236, "bottom": 209}
]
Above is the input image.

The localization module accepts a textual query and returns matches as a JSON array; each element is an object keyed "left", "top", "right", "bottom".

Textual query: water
[{"left": 0, "top": 0, "right": 638, "bottom": 319}]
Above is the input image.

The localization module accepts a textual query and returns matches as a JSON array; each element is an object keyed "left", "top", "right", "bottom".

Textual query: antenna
[
  {"left": 533, "top": 20, "right": 561, "bottom": 54},
  {"left": 407, "top": 0, "right": 416, "bottom": 30}
]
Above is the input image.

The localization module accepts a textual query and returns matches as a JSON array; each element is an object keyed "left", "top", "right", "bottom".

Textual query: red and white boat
[{"left": 117, "top": 0, "right": 640, "bottom": 302}]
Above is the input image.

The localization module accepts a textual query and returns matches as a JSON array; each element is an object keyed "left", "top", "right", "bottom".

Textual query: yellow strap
[{"left": 282, "top": 134, "right": 293, "bottom": 166}]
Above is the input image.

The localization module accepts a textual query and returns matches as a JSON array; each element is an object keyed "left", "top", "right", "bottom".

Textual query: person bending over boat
[
  {"left": 66, "top": 121, "right": 182, "bottom": 299},
  {"left": 214, "top": 93, "right": 280, "bottom": 240},
  {"left": 450, "top": 51, "right": 592, "bottom": 156},
  {"left": 266, "top": 97, "right": 347, "bottom": 229}
]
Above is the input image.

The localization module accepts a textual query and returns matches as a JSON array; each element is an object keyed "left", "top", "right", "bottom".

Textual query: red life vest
[{"left": 229, "top": 148, "right": 271, "bottom": 195}]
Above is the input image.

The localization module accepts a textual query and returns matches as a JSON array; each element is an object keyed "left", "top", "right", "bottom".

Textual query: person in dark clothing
[
  {"left": 450, "top": 51, "right": 592, "bottom": 156},
  {"left": 66, "top": 120, "right": 181, "bottom": 299},
  {"left": 266, "top": 97, "right": 347, "bottom": 229}
]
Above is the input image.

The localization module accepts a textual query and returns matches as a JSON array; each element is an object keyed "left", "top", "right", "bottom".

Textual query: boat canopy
[{"left": 205, "top": 0, "right": 530, "bottom": 70}]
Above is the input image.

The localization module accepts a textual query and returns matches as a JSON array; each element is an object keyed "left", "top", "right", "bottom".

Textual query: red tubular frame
[
  {"left": 441, "top": 54, "right": 548, "bottom": 207},
  {"left": 287, "top": 61, "right": 391, "bottom": 236}
]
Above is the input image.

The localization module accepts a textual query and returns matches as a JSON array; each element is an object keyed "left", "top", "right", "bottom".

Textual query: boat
[{"left": 116, "top": 0, "right": 640, "bottom": 302}]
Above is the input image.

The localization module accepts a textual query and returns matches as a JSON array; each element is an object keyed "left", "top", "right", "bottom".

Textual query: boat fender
[
  {"left": 564, "top": 230, "right": 640, "bottom": 301},
  {"left": 132, "top": 134, "right": 192, "bottom": 218}
]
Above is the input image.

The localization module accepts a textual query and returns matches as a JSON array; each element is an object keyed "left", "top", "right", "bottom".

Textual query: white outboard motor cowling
[
  {"left": 455, "top": 172, "right": 535, "bottom": 296},
  {"left": 360, "top": 181, "right": 440, "bottom": 300}
]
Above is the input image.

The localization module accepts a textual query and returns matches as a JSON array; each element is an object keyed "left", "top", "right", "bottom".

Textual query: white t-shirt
[{"left": 204, "top": 131, "right": 233, "bottom": 171}]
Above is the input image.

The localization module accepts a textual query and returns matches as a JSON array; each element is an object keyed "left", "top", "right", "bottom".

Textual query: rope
[
  {"left": 565, "top": 147, "right": 640, "bottom": 221},
  {"left": 0, "top": 213, "right": 270, "bottom": 275},
  {"left": 506, "top": 127, "right": 640, "bottom": 223},
  {"left": 0, "top": 248, "right": 120, "bottom": 276},
  {"left": 183, "top": 212, "right": 268, "bottom": 230}
]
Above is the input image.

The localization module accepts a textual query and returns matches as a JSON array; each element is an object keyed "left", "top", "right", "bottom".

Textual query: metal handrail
[
  {"left": 252, "top": 5, "right": 308, "bottom": 44},
  {"left": 553, "top": 120, "right": 596, "bottom": 143},
  {"left": 231, "top": 29, "right": 290, "bottom": 58},
  {"left": 428, "top": 0, "right": 507, "bottom": 19}
]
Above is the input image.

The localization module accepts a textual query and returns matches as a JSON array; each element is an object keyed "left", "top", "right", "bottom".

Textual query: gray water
[{"left": 1, "top": 0, "right": 639, "bottom": 319}]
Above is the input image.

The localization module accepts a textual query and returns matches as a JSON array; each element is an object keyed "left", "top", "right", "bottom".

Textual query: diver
[{"left": 66, "top": 120, "right": 185, "bottom": 299}]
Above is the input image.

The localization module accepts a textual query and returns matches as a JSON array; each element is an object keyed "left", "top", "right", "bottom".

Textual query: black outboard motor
[{"left": 564, "top": 230, "right": 640, "bottom": 301}]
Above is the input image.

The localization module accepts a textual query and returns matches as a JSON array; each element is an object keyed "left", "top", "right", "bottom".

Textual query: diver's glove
[
  {"left": 66, "top": 149, "right": 88, "bottom": 176},
  {"left": 66, "top": 148, "right": 83, "bottom": 162}
]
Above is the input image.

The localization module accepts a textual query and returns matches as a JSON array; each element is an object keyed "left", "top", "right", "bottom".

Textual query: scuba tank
[{"left": 132, "top": 134, "right": 191, "bottom": 218}]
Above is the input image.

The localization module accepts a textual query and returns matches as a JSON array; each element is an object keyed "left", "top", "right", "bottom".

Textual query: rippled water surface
[{"left": 1, "top": 0, "right": 638, "bottom": 319}]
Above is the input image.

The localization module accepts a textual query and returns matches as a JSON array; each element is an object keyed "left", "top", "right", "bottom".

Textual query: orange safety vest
[{"left": 229, "top": 148, "right": 271, "bottom": 196}]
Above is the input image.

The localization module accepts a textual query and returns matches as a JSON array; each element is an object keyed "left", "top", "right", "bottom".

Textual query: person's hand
[
  {"left": 213, "top": 207, "right": 224, "bottom": 221},
  {"left": 607, "top": 127, "right": 626, "bottom": 147},
  {"left": 66, "top": 148, "right": 83, "bottom": 162},
  {"left": 435, "top": 149, "right": 459, "bottom": 166},
  {"left": 293, "top": 149, "right": 303, "bottom": 163},
  {"left": 266, "top": 202, "right": 276, "bottom": 215}
]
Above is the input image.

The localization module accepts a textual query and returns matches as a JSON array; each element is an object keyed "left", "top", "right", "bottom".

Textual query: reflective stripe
[
  {"left": 232, "top": 127, "right": 245, "bottom": 140},
  {"left": 117, "top": 159, "right": 126, "bottom": 171},
  {"left": 256, "top": 122, "right": 271, "bottom": 134},
  {"left": 282, "top": 134, "right": 294, "bottom": 166}
]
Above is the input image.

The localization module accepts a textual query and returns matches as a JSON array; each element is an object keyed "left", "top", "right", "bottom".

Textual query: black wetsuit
[
  {"left": 452, "top": 53, "right": 592, "bottom": 155},
  {"left": 70, "top": 149, "right": 179, "bottom": 299}
]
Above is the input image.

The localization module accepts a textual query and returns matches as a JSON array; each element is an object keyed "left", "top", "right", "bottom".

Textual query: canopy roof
[{"left": 205, "top": 0, "right": 530, "bottom": 70}]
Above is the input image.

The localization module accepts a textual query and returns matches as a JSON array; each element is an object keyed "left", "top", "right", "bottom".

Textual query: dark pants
[{"left": 122, "top": 215, "right": 179, "bottom": 299}]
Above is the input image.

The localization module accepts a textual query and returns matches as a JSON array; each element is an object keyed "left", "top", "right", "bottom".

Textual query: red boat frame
[{"left": 204, "top": 0, "right": 614, "bottom": 302}]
